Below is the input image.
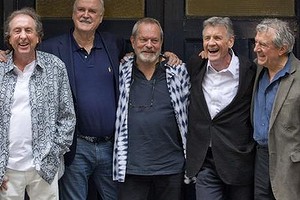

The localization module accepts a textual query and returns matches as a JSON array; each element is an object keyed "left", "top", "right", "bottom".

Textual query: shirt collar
[
  {"left": 71, "top": 30, "right": 103, "bottom": 52},
  {"left": 5, "top": 51, "right": 39, "bottom": 73},
  {"left": 13, "top": 59, "right": 36, "bottom": 75},
  {"left": 206, "top": 49, "right": 239, "bottom": 79},
  {"left": 267, "top": 53, "right": 292, "bottom": 83}
]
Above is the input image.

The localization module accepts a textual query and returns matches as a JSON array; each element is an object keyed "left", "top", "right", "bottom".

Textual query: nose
[
  {"left": 254, "top": 43, "right": 260, "bottom": 52},
  {"left": 207, "top": 38, "right": 216, "bottom": 46},
  {"left": 83, "top": 10, "right": 89, "bottom": 17},
  {"left": 145, "top": 39, "right": 153, "bottom": 48},
  {"left": 19, "top": 29, "right": 27, "bottom": 39}
]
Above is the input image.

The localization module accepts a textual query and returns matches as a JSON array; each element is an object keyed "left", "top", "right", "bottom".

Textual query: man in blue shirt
[
  {"left": 252, "top": 18, "right": 300, "bottom": 200},
  {"left": 39, "top": 0, "right": 124, "bottom": 199}
]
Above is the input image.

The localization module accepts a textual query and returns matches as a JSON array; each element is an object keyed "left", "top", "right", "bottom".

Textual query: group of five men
[{"left": 0, "top": 0, "right": 299, "bottom": 200}]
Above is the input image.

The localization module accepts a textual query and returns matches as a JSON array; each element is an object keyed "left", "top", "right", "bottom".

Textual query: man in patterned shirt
[
  {"left": 113, "top": 17, "right": 190, "bottom": 200},
  {"left": 0, "top": 7, "right": 75, "bottom": 200}
]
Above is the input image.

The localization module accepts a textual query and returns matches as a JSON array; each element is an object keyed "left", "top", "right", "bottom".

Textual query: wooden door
[
  {"left": 163, "top": 0, "right": 300, "bottom": 62},
  {"left": 1, "top": 0, "right": 299, "bottom": 61}
]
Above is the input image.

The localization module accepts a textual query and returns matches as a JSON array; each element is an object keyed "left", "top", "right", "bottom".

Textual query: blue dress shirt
[{"left": 254, "top": 58, "right": 291, "bottom": 145}]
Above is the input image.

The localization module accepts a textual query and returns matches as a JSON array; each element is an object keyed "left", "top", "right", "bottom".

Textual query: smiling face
[
  {"left": 8, "top": 14, "right": 39, "bottom": 61},
  {"left": 254, "top": 28, "right": 282, "bottom": 68},
  {"left": 203, "top": 25, "right": 234, "bottom": 68},
  {"left": 72, "top": 0, "right": 104, "bottom": 34},
  {"left": 130, "top": 22, "right": 162, "bottom": 65}
]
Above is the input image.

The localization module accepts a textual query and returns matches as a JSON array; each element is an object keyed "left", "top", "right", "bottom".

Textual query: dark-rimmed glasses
[{"left": 129, "top": 79, "right": 156, "bottom": 110}]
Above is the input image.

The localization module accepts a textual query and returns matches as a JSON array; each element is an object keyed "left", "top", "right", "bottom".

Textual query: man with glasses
[{"left": 113, "top": 17, "right": 190, "bottom": 200}]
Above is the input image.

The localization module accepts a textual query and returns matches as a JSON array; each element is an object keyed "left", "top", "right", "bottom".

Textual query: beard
[{"left": 136, "top": 51, "right": 160, "bottom": 63}]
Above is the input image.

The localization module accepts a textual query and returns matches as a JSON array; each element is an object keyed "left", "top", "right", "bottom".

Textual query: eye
[
  {"left": 214, "top": 36, "right": 222, "bottom": 41},
  {"left": 139, "top": 38, "right": 148, "bottom": 43},
  {"left": 25, "top": 28, "right": 33, "bottom": 34},
  {"left": 151, "top": 39, "right": 159, "bottom": 44},
  {"left": 89, "top": 9, "right": 97, "bottom": 14},
  {"left": 77, "top": 8, "right": 85, "bottom": 12},
  {"left": 12, "top": 28, "right": 21, "bottom": 34}
]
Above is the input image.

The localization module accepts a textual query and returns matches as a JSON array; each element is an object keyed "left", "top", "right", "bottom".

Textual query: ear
[
  {"left": 130, "top": 36, "right": 135, "bottom": 49},
  {"left": 228, "top": 36, "right": 235, "bottom": 49},
  {"left": 278, "top": 45, "right": 288, "bottom": 56}
]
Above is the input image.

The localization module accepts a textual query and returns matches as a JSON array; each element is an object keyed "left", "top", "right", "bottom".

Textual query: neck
[
  {"left": 267, "top": 55, "right": 289, "bottom": 81},
  {"left": 136, "top": 60, "right": 158, "bottom": 80},
  {"left": 13, "top": 53, "right": 35, "bottom": 71},
  {"left": 211, "top": 53, "right": 232, "bottom": 71},
  {"left": 73, "top": 30, "right": 95, "bottom": 54}
]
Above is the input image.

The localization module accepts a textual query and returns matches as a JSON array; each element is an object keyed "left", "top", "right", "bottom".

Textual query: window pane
[
  {"left": 186, "top": 0, "right": 295, "bottom": 17},
  {"left": 36, "top": 0, "right": 73, "bottom": 18},
  {"left": 36, "top": 0, "right": 145, "bottom": 19}
]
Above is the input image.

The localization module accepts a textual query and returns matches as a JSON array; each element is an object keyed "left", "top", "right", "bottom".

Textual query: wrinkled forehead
[{"left": 74, "top": 0, "right": 104, "bottom": 12}]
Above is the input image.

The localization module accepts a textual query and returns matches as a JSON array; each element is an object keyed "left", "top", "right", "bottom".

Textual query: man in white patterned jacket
[
  {"left": 113, "top": 17, "right": 190, "bottom": 200},
  {"left": 0, "top": 8, "right": 75, "bottom": 199}
]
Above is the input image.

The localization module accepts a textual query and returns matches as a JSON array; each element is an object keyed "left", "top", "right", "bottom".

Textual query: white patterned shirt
[
  {"left": 113, "top": 56, "right": 190, "bottom": 182},
  {"left": 0, "top": 51, "right": 76, "bottom": 184}
]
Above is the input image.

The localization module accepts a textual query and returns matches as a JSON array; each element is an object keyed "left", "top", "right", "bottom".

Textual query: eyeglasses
[{"left": 129, "top": 79, "right": 156, "bottom": 111}]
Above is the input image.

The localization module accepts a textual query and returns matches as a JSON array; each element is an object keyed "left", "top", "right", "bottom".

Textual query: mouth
[
  {"left": 79, "top": 20, "right": 92, "bottom": 24},
  {"left": 208, "top": 49, "right": 219, "bottom": 54},
  {"left": 142, "top": 51, "right": 155, "bottom": 54},
  {"left": 19, "top": 43, "right": 29, "bottom": 48},
  {"left": 256, "top": 53, "right": 265, "bottom": 58}
]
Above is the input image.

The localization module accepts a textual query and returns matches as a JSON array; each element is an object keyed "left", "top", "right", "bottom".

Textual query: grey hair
[
  {"left": 4, "top": 7, "right": 43, "bottom": 50},
  {"left": 131, "top": 17, "right": 163, "bottom": 41},
  {"left": 256, "top": 18, "right": 295, "bottom": 53},
  {"left": 73, "top": 0, "right": 105, "bottom": 15},
  {"left": 203, "top": 17, "right": 234, "bottom": 38}
]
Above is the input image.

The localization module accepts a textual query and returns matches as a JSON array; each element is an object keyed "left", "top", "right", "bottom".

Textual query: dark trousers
[
  {"left": 118, "top": 173, "right": 183, "bottom": 200},
  {"left": 195, "top": 148, "right": 253, "bottom": 200},
  {"left": 254, "top": 145, "right": 276, "bottom": 200}
]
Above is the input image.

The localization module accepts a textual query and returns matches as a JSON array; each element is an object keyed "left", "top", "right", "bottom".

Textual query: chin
[{"left": 208, "top": 55, "right": 219, "bottom": 61}]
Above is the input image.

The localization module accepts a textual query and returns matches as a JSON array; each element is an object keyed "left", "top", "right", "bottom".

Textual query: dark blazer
[
  {"left": 251, "top": 53, "right": 300, "bottom": 200},
  {"left": 39, "top": 29, "right": 125, "bottom": 166},
  {"left": 186, "top": 53, "right": 256, "bottom": 185}
]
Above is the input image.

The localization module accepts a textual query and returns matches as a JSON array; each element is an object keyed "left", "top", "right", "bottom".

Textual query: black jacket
[{"left": 186, "top": 53, "right": 256, "bottom": 185}]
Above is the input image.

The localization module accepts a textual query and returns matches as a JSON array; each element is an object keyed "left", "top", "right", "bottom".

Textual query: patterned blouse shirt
[
  {"left": 113, "top": 56, "right": 190, "bottom": 182},
  {"left": 0, "top": 51, "right": 76, "bottom": 184}
]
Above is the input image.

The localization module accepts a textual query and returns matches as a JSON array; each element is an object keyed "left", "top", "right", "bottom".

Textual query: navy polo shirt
[
  {"left": 253, "top": 57, "right": 291, "bottom": 145},
  {"left": 72, "top": 33, "right": 116, "bottom": 137}
]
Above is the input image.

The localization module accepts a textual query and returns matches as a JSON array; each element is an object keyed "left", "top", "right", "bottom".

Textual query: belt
[
  {"left": 78, "top": 135, "right": 113, "bottom": 143},
  {"left": 257, "top": 144, "right": 268, "bottom": 149}
]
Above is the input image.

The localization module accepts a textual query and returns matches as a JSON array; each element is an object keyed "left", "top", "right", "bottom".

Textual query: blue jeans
[{"left": 59, "top": 137, "right": 118, "bottom": 200}]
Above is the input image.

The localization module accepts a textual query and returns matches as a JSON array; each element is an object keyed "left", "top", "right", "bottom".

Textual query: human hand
[
  {"left": 121, "top": 52, "right": 134, "bottom": 63},
  {"left": 0, "top": 50, "right": 9, "bottom": 62},
  {"left": 184, "top": 174, "right": 196, "bottom": 184},
  {"left": 198, "top": 51, "right": 208, "bottom": 59},
  {"left": 163, "top": 51, "right": 182, "bottom": 66},
  {"left": 0, "top": 176, "right": 9, "bottom": 191}
]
